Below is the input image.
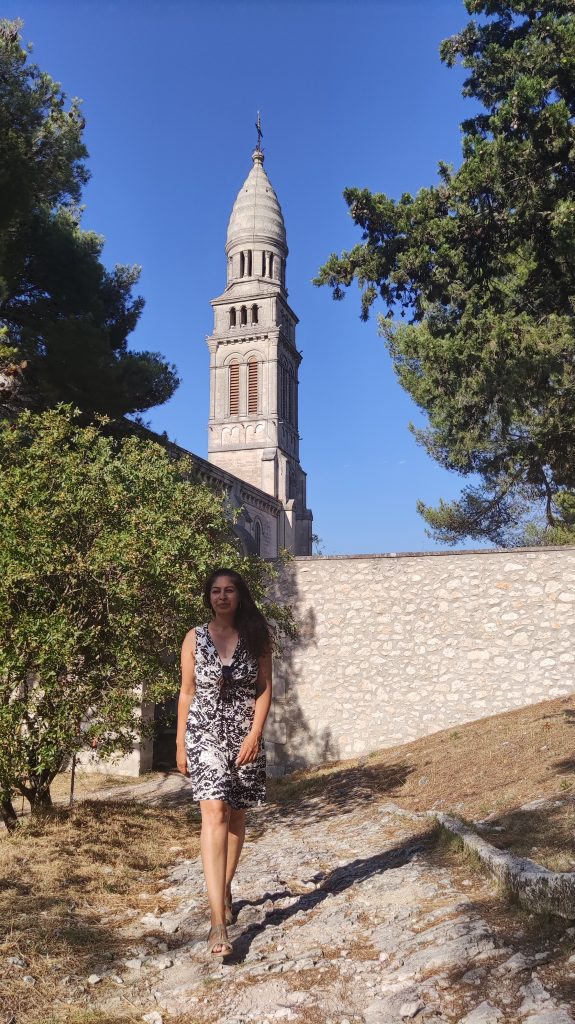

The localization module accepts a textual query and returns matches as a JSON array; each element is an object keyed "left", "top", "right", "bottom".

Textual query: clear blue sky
[{"left": 7, "top": 0, "right": 488, "bottom": 556}]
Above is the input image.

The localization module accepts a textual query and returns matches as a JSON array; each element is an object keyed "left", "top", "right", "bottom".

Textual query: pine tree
[
  {"left": 316, "top": 1, "right": 575, "bottom": 546},
  {"left": 0, "top": 19, "right": 178, "bottom": 419}
]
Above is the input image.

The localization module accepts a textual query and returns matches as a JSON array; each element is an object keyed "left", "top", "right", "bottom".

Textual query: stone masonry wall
[{"left": 267, "top": 547, "right": 575, "bottom": 771}]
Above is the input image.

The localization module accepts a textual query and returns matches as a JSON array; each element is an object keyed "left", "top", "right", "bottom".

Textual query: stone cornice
[{"left": 291, "top": 546, "right": 575, "bottom": 561}]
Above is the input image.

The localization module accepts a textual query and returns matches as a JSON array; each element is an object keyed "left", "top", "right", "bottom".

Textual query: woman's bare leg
[
  {"left": 225, "top": 808, "right": 246, "bottom": 901},
  {"left": 200, "top": 799, "right": 230, "bottom": 949}
]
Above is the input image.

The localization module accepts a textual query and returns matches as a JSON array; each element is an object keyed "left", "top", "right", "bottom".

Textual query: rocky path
[{"left": 88, "top": 787, "right": 575, "bottom": 1024}]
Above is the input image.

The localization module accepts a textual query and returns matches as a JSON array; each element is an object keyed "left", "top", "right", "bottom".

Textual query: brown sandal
[{"left": 207, "top": 923, "right": 232, "bottom": 957}]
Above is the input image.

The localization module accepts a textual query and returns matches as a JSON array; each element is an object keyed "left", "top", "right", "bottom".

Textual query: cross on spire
[{"left": 255, "top": 111, "right": 263, "bottom": 151}]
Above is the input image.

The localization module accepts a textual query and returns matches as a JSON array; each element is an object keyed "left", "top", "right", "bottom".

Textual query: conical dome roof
[{"left": 226, "top": 149, "right": 287, "bottom": 254}]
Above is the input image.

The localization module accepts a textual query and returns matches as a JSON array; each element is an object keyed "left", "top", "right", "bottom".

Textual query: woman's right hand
[{"left": 176, "top": 743, "right": 188, "bottom": 776}]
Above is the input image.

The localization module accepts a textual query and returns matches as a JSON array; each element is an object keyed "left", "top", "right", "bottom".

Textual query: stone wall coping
[
  {"left": 292, "top": 545, "right": 575, "bottom": 562},
  {"left": 381, "top": 802, "right": 575, "bottom": 919},
  {"left": 435, "top": 811, "right": 575, "bottom": 919}
]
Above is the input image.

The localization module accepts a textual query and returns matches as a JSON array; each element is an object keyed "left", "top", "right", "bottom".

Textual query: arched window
[
  {"left": 269, "top": 253, "right": 274, "bottom": 279},
  {"left": 229, "top": 360, "right": 239, "bottom": 415},
  {"left": 261, "top": 251, "right": 266, "bottom": 276},
  {"left": 248, "top": 358, "right": 258, "bottom": 413},
  {"left": 246, "top": 250, "right": 252, "bottom": 276},
  {"left": 229, "top": 307, "right": 236, "bottom": 328},
  {"left": 251, "top": 304, "right": 258, "bottom": 324},
  {"left": 239, "top": 252, "right": 245, "bottom": 277},
  {"left": 240, "top": 306, "right": 247, "bottom": 326},
  {"left": 254, "top": 520, "right": 262, "bottom": 555}
]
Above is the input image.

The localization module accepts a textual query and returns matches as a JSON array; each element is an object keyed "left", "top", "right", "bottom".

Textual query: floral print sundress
[{"left": 184, "top": 624, "right": 266, "bottom": 808}]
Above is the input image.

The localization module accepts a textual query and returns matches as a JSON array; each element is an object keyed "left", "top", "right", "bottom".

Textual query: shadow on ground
[
  {"left": 264, "top": 760, "right": 415, "bottom": 828},
  {"left": 232, "top": 831, "right": 430, "bottom": 962},
  {"left": 88, "top": 758, "right": 415, "bottom": 829},
  {"left": 80, "top": 771, "right": 193, "bottom": 808},
  {"left": 473, "top": 795, "right": 575, "bottom": 871},
  {"left": 173, "top": 828, "right": 432, "bottom": 965}
]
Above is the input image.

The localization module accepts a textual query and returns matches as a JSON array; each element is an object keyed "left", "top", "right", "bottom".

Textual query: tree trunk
[
  {"left": 30, "top": 786, "right": 53, "bottom": 814},
  {"left": 23, "top": 767, "right": 56, "bottom": 815},
  {"left": 69, "top": 752, "right": 77, "bottom": 808},
  {"left": 1, "top": 797, "right": 18, "bottom": 833}
]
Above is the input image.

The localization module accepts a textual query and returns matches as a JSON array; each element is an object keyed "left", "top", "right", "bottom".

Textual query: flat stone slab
[{"left": 433, "top": 810, "right": 575, "bottom": 919}]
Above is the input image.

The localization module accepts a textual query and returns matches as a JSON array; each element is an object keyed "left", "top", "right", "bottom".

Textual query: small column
[
  {"left": 269, "top": 354, "right": 278, "bottom": 418},
  {"left": 208, "top": 343, "right": 217, "bottom": 420}
]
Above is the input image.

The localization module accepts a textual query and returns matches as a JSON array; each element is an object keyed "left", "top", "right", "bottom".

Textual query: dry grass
[
  {"left": 366, "top": 692, "right": 575, "bottom": 819},
  {"left": 50, "top": 770, "right": 169, "bottom": 802},
  {"left": 269, "top": 693, "right": 575, "bottom": 870},
  {"left": 0, "top": 798, "right": 200, "bottom": 1024},
  {"left": 6, "top": 770, "right": 170, "bottom": 824},
  {"left": 480, "top": 801, "right": 575, "bottom": 871},
  {"left": 39, "top": 1014, "right": 146, "bottom": 1024}
]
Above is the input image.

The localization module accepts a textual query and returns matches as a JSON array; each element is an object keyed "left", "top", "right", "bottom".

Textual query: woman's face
[{"left": 210, "top": 575, "right": 240, "bottom": 616}]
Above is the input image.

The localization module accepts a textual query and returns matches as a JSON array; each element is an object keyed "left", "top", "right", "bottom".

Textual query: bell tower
[{"left": 206, "top": 139, "right": 312, "bottom": 555}]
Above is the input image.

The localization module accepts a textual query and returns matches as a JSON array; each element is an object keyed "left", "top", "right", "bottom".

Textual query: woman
[{"left": 176, "top": 567, "right": 272, "bottom": 957}]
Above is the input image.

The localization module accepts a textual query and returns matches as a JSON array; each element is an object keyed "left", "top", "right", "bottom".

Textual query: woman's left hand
[{"left": 235, "top": 730, "right": 262, "bottom": 766}]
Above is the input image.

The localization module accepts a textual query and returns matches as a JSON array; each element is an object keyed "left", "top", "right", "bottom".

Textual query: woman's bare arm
[
  {"left": 235, "top": 649, "right": 272, "bottom": 766},
  {"left": 176, "top": 629, "right": 196, "bottom": 775}
]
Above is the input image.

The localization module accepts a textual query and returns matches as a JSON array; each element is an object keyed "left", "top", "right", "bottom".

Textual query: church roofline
[
  {"left": 118, "top": 418, "right": 284, "bottom": 519},
  {"left": 172, "top": 446, "right": 284, "bottom": 517}
]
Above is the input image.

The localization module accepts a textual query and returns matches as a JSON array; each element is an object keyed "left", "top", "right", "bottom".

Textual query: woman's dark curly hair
[{"left": 203, "top": 567, "right": 271, "bottom": 660}]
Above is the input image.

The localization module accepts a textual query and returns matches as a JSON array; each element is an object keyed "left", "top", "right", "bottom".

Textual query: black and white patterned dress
[{"left": 184, "top": 624, "right": 266, "bottom": 808}]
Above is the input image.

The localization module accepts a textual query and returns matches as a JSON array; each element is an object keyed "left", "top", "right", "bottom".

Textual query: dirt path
[{"left": 71, "top": 779, "right": 575, "bottom": 1024}]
